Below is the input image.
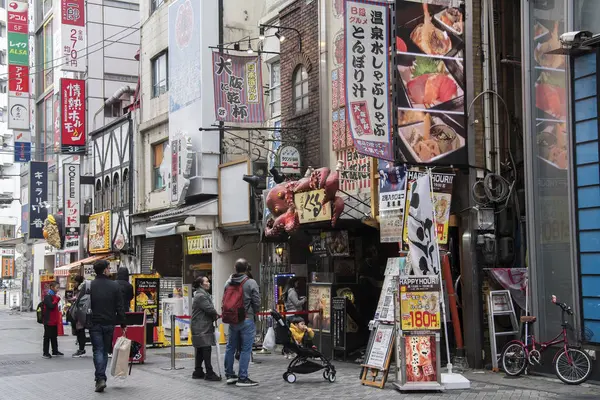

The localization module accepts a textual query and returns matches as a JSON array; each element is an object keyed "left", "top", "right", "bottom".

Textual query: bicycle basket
[{"left": 579, "top": 327, "right": 595, "bottom": 344}]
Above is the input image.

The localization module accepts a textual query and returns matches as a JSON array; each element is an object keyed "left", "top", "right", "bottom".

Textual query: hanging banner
[
  {"left": 89, "top": 211, "right": 111, "bottom": 254},
  {"left": 395, "top": 1, "right": 467, "bottom": 165},
  {"left": 278, "top": 145, "right": 302, "bottom": 175},
  {"left": 378, "top": 161, "right": 407, "bottom": 243},
  {"left": 8, "top": 95, "right": 29, "bottom": 130},
  {"left": 344, "top": 0, "right": 393, "bottom": 160},
  {"left": 60, "top": 78, "right": 86, "bottom": 153},
  {"left": 60, "top": 0, "right": 86, "bottom": 72},
  {"left": 63, "top": 164, "right": 80, "bottom": 252},
  {"left": 8, "top": 64, "right": 29, "bottom": 96},
  {"left": 402, "top": 169, "right": 454, "bottom": 245},
  {"left": 213, "top": 53, "right": 265, "bottom": 123},
  {"left": 29, "top": 161, "right": 49, "bottom": 239}
]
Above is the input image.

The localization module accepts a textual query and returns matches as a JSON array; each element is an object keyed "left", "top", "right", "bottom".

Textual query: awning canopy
[
  {"left": 54, "top": 255, "right": 108, "bottom": 277},
  {"left": 149, "top": 199, "right": 218, "bottom": 222},
  {"left": 145, "top": 222, "right": 178, "bottom": 238}
]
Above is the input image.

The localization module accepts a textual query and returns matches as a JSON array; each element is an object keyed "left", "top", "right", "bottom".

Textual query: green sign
[{"left": 8, "top": 32, "right": 28, "bottom": 66}]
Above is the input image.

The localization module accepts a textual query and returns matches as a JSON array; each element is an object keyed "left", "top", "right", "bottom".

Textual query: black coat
[
  {"left": 78, "top": 274, "right": 126, "bottom": 326},
  {"left": 116, "top": 267, "right": 134, "bottom": 310}
]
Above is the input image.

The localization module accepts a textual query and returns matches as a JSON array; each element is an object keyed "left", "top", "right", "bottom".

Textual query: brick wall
[
  {"left": 472, "top": 0, "right": 485, "bottom": 169},
  {"left": 279, "top": 0, "right": 321, "bottom": 169}
]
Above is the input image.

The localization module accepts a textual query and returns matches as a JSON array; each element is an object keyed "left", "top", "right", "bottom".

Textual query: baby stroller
[{"left": 270, "top": 311, "right": 337, "bottom": 384}]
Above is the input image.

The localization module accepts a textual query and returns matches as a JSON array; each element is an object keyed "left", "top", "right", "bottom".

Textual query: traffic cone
[
  {"left": 218, "top": 323, "right": 227, "bottom": 345},
  {"left": 153, "top": 326, "right": 159, "bottom": 344},
  {"left": 57, "top": 321, "right": 66, "bottom": 336},
  {"left": 157, "top": 326, "right": 170, "bottom": 347},
  {"left": 187, "top": 330, "right": 193, "bottom": 346},
  {"left": 174, "top": 324, "right": 182, "bottom": 346}
]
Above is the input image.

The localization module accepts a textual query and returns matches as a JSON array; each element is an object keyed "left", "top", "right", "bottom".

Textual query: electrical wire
[{"left": 0, "top": 21, "right": 141, "bottom": 84}]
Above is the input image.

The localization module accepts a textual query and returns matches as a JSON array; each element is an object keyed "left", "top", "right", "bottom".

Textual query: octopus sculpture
[{"left": 264, "top": 161, "right": 345, "bottom": 237}]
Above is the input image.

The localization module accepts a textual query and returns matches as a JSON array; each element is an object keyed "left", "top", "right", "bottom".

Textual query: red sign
[
  {"left": 60, "top": 78, "right": 86, "bottom": 149},
  {"left": 7, "top": 1, "right": 28, "bottom": 33},
  {"left": 8, "top": 64, "right": 29, "bottom": 95},
  {"left": 61, "top": 0, "right": 85, "bottom": 26}
]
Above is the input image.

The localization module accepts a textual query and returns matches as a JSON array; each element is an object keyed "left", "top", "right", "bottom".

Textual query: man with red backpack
[{"left": 222, "top": 259, "right": 260, "bottom": 387}]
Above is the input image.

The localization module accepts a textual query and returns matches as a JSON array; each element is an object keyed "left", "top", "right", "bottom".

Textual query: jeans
[
  {"left": 195, "top": 346, "right": 214, "bottom": 375},
  {"left": 225, "top": 319, "right": 255, "bottom": 380},
  {"left": 43, "top": 325, "right": 58, "bottom": 355},
  {"left": 89, "top": 324, "right": 114, "bottom": 382}
]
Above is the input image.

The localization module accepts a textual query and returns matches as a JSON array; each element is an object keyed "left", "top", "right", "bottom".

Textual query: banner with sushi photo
[{"left": 395, "top": 0, "right": 467, "bottom": 166}]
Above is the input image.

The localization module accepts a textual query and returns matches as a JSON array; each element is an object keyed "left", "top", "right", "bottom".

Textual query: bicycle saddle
[{"left": 520, "top": 316, "right": 537, "bottom": 323}]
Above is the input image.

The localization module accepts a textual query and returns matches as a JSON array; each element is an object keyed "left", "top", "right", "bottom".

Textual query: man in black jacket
[
  {"left": 84, "top": 260, "right": 126, "bottom": 393},
  {"left": 116, "top": 266, "right": 134, "bottom": 310}
]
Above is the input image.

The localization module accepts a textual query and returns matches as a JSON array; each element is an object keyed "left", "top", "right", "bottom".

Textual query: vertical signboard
[
  {"left": 29, "top": 162, "right": 49, "bottom": 239},
  {"left": 60, "top": 0, "right": 86, "bottom": 72},
  {"left": 60, "top": 78, "right": 86, "bottom": 153},
  {"left": 344, "top": 0, "right": 393, "bottom": 160},
  {"left": 63, "top": 164, "right": 80, "bottom": 252}
]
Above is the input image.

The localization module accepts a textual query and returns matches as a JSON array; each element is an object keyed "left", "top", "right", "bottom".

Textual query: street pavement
[{"left": 1, "top": 307, "right": 600, "bottom": 399}]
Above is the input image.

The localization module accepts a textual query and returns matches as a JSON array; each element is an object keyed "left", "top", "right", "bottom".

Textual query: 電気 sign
[
  {"left": 61, "top": 0, "right": 86, "bottom": 72},
  {"left": 63, "top": 164, "right": 80, "bottom": 251},
  {"left": 29, "top": 162, "right": 49, "bottom": 239},
  {"left": 344, "top": 0, "right": 393, "bottom": 160},
  {"left": 213, "top": 53, "right": 265, "bottom": 123},
  {"left": 278, "top": 145, "right": 301, "bottom": 175},
  {"left": 399, "top": 275, "right": 441, "bottom": 331},
  {"left": 60, "top": 78, "right": 86, "bottom": 153}
]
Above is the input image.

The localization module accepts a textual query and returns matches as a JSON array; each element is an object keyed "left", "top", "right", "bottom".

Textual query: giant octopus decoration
[{"left": 264, "top": 161, "right": 345, "bottom": 237}]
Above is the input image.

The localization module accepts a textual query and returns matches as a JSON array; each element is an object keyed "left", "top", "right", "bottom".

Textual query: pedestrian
[
  {"left": 42, "top": 281, "right": 64, "bottom": 359},
  {"left": 282, "top": 277, "right": 306, "bottom": 358},
  {"left": 235, "top": 265, "right": 255, "bottom": 361},
  {"left": 69, "top": 275, "right": 87, "bottom": 358},
  {"left": 116, "top": 266, "right": 134, "bottom": 309},
  {"left": 78, "top": 260, "right": 126, "bottom": 393},
  {"left": 191, "top": 275, "right": 221, "bottom": 381},
  {"left": 223, "top": 258, "right": 260, "bottom": 387}
]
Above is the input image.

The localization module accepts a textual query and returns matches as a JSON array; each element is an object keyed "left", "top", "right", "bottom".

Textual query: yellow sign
[
  {"left": 400, "top": 291, "right": 441, "bottom": 331},
  {"left": 294, "top": 189, "right": 332, "bottom": 224},
  {"left": 186, "top": 234, "right": 212, "bottom": 255},
  {"left": 89, "top": 211, "right": 111, "bottom": 254}
]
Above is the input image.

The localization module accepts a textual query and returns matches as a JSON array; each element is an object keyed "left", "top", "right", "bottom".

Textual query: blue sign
[
  {"left": 14, "top": 142, "right": 31, "bottom": 162},
  {"left": 21, "top": 204, "right": 28, "bottom": 235},
  {"left": 29, "top": 161, "right": 48, "bottom": 239},
  {"left": 264, "top": 120, "right": 282, "bottom": 221}
]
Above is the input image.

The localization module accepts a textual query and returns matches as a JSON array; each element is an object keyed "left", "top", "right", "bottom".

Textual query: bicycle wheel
[
  {"left": 501, "top": 342, "right": 527, "bottom": 376},
  {"left": 554, "top": 348, "right": 592, "bottom": 385}
]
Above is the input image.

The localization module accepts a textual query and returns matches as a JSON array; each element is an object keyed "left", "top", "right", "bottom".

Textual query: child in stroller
[{"left": 271, "top": 311, "right": 336, "bottom": 384}]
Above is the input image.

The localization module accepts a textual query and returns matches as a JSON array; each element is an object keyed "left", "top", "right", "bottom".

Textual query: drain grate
[
  {"left": 157, "top": 352, "right": 194, "bottom": 360},
  {"left": 0, "top": 360, "right": 34, "bottom": 367}
]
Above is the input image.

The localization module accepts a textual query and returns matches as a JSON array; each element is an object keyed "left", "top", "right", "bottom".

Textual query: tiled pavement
[{"left": 1, "top": 309, "right": 600, "bottom": 399}]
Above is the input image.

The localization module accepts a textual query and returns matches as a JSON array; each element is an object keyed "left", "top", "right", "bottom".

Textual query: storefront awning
[
  {"left": 145, "top": 222, "right": 178, "bottom": 238},
  {"left": 149, "top": 199, "right": 218, "bottom": 222},
  {"left": 54, "top": 255, "right": 109, "bottom": 277}
]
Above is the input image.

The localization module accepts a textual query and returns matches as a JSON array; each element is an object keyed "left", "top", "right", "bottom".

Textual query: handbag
[
  {"left": 110, "top": 334, "right": 132, "bottom": 378},
  {"left": 263, "top": 326, "right": 276, "bottom": 350}
]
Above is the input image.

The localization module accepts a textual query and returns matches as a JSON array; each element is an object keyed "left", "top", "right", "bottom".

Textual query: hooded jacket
[
  {"left": 116, "top": 267, "right": 134, "bottom": 310},
  {"left": 224, "top": 273, "right": 260, "bottom": 321}
]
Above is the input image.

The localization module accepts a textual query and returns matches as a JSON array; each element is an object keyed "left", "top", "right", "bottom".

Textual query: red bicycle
[{"left": 501, "top": 295, "right": 593, "bottom": 385}]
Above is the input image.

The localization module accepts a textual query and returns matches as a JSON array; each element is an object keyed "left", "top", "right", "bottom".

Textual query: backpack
[
  {"left": 221, "top": 277, "right": 249, "bottom": 325},
  {"left": 71, "top": 281, "right": 93, "bottom": 329},
  {"left": 36, "top": 302, "right": 44, "bottom": 324}
]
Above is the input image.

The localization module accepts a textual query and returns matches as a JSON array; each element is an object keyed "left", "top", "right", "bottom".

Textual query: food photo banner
[
  {"left": 344, "top": 0, "right": 393, "bottom": 160},
  {"left": 395, "top": 0, "right": 467, "bottom": 166}
]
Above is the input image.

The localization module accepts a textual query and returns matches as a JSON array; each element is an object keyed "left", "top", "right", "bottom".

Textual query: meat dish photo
[
  {"left": 434, "top": 7, "right": 463, "bottom": 35},
  {"left": 537, "top": 123, "right": 568, "bottom": 170},
  {"left": 399, "top": 57, "right": 462, "bottom": 108},
  {"left": 398, "top": 112, "right": 464, "bottom": 162},
  {"left": 535, "top": 72, "right": 566, "bottom": 119},
  {"left": 410, "top": 3, "right": 452, "bottom": 56}
]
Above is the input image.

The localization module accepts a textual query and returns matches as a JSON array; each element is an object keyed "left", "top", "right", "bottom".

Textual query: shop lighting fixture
[
  {"left": 233, "top": 43, "right": 240, "bottom": 51},
  {"left": 308, "top": 244, "right": 313, "bottom": 253},
  {"left": 275, "top": 244, "right": 284, "bottom": 257},
  {"left": 261, "top": 24, "right": 300, "bottom": 52},
  {"left": 259, "top": 26, "right": 265, "bottom": 40},
  {"left": 269, "top": 167, "right": 286, "bottom": 184},
  {"left": 247, "top": 39, "right": 254, "bottom": 54},
  {"left": 226, "top": 51, "right": 231, "bottom": 63},
  {"left": 275, "top": 31, "right": 285, "bottom": 43}
]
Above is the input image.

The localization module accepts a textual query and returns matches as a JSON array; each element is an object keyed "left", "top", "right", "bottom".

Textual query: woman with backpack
[
  {"left": 69, "top": 275, "right": 87, "bottom": 358},
  {"left": 191, "top": 275, "right": 221, "bottom": 381}
]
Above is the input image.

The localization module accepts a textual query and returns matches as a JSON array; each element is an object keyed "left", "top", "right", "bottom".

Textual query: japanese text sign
[
  {"left": 344, "top": 0, "right": 393, "bottom": 160},
  {"left": 294, "top": 189, "right": 332, "bottom": 224},
  {"left": 89, "top": 211, "right": 111, "bottom": 254},
  {"left": 7, "top": 1, "right": 28, "bottom": 34},
  {"left": 61, "top": 0, "right": 86, "bottom": 72},
  {"left": 29, "top": 162, "right": 49, "bottom": 239},
  {"left": 399, "top": 275, "right": 441, "bottom": 331},
  {"left": 8, "top": 96, "right": 29, "bottom": 130},
  {"left": 8, "top": 31, "right": 28, "bottom": 65},
  {"left": 60, "top": 78, "right": 86, "bottom": 153},
  {"left": 14, "top": 142, "right": 31, "bottom": 163},
  {"left": 63, "top": 163, "right": 80, "bottom": 241},
  {"left": 8, "top": 65, "right": 29, "bottom": 96},
  {"left": 213, "top": 53, "right": 265, "bottom": 123}
]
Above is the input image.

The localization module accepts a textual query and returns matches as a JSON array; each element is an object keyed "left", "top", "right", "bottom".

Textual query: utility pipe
[
  {"left": 488, "top": 0, "right": 502, "bottom": 174},
  {"left": 482, "top": 0, "right": 493, "bottom": 173},
  {"left": 92, "top": 85, "right": 136, "bottom": 132}
]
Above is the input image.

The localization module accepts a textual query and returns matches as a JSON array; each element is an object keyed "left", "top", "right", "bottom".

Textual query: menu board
[
  {"left": 399, "top": 275, "right": 441, "bottom": 331},
  {"left": 134, "top": 278, "right": 159, "bottom": 344},
  {"left": 332, "top": 297, "right": 347, "bottom": 350},
  {"left": 364, "top": 322, "right": 396, "bottom": 370},
  {"left": 405, "top": 334, "right": 438, "bottom": 383},
  {"left": 396, "top": 1, "right": 467, "bottom": 166}
]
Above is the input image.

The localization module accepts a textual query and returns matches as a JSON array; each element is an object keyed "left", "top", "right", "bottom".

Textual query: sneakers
[
  {"left": 205, "top": 373, "right": 222, "bottom": 382},
  {"left": 95, "top": 380, "right": 107, "bottom": 393},
  {"left": 42, "top": 353, "right": 52, "bottom": 359},
  {"left": 108, "top": 353, "right": 113, "bottom": 358},
  {"left": 52, "top": 351, "right": 64, "bottom": 356},
  {"left": 72, "top": 349, "right": 86, "bottom": 358},
  {"left": 226, "top": 374, "right": 238, "bottom": 384},
  {"left": 192, "top": 371, "right": 205, "bottom": 379},
  {"left": 236, "top": 378, "right": 259, "bottom": 387}
]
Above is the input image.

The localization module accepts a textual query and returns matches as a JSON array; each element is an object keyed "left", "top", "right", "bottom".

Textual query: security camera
[{"left": 560, "top": 31, "right": 593, "bottom": 47}]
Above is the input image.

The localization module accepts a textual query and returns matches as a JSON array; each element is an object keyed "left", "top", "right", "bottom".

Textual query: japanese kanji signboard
[
  {"left": 8, "top": 64, "right": 29, "bottom": 96},
  {"left": 63, "top": 164, "right": 80, "bottom": 252},
  {"left": 212, "top": 53, "right": 265, "bottom": 123},
  {"left": 61, "top": 0, "right": 86, "bottom": 72},
  {"left": 60, "top": 78, "right": 86, "bottom": 153},
  {"left": 29, "top": 162, "right": 49, "bottom": 239},
  {"left": 344, "top": 0, "right": 393, "bottom": 160}
]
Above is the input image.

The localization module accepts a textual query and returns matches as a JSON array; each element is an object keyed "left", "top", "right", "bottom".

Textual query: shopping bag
[
  {"left": 110, "top": 335, "right": 132, "bottom": 378},
  {"left": 263, "top": 326, "right": 276, "bottom": 350}
]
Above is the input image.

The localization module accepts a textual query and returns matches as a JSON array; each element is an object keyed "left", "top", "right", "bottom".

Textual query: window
[
  {"left": 0, "top": 23, "right": 5, "bottom": 38},
  {"left": 36, "top": 94, "right": 54, "bottom": 160},
  {"left": 0, "top": 79, "right": 6, "bottom": 94},
  {"left": 103, "top": 176, "right": 111, "bottom": 210},
  {"left": 43, "top": 20, "right": 53, "bottom": 91},
  {"left": 151, "top": 0, "right": 164, "bottom": 14},
  {"left": 0, "top": 224, "right": 15, "bottom": 240},
  {"left": 152, "top": 141, "right": 167, "bottom": 190},
  {"left": 94, "top": 180, "right": 102, "bottom": 212},
  {"left": 152, "top": 52, "right": 168, "bottom": 97},
  {"left": 113, "top": 173, "right": 120, "bottom": 208},
  {"left": 0, "top": 51, "right": 6, "bottom": 65},
  {"left": 43, "top": 0, "right": 53, "bottom": 16},
  {"left": 293, "top": 65, "right": 309, "bottom": 113},
  {"left": 269, "top": 62, "right": 281, "bottom": 117},
  {"left": 104, "top": 101, "right": 123, "bottom": 118},
  {"left": 122, "top": 169, "right": 129, "bottom": 206}
]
